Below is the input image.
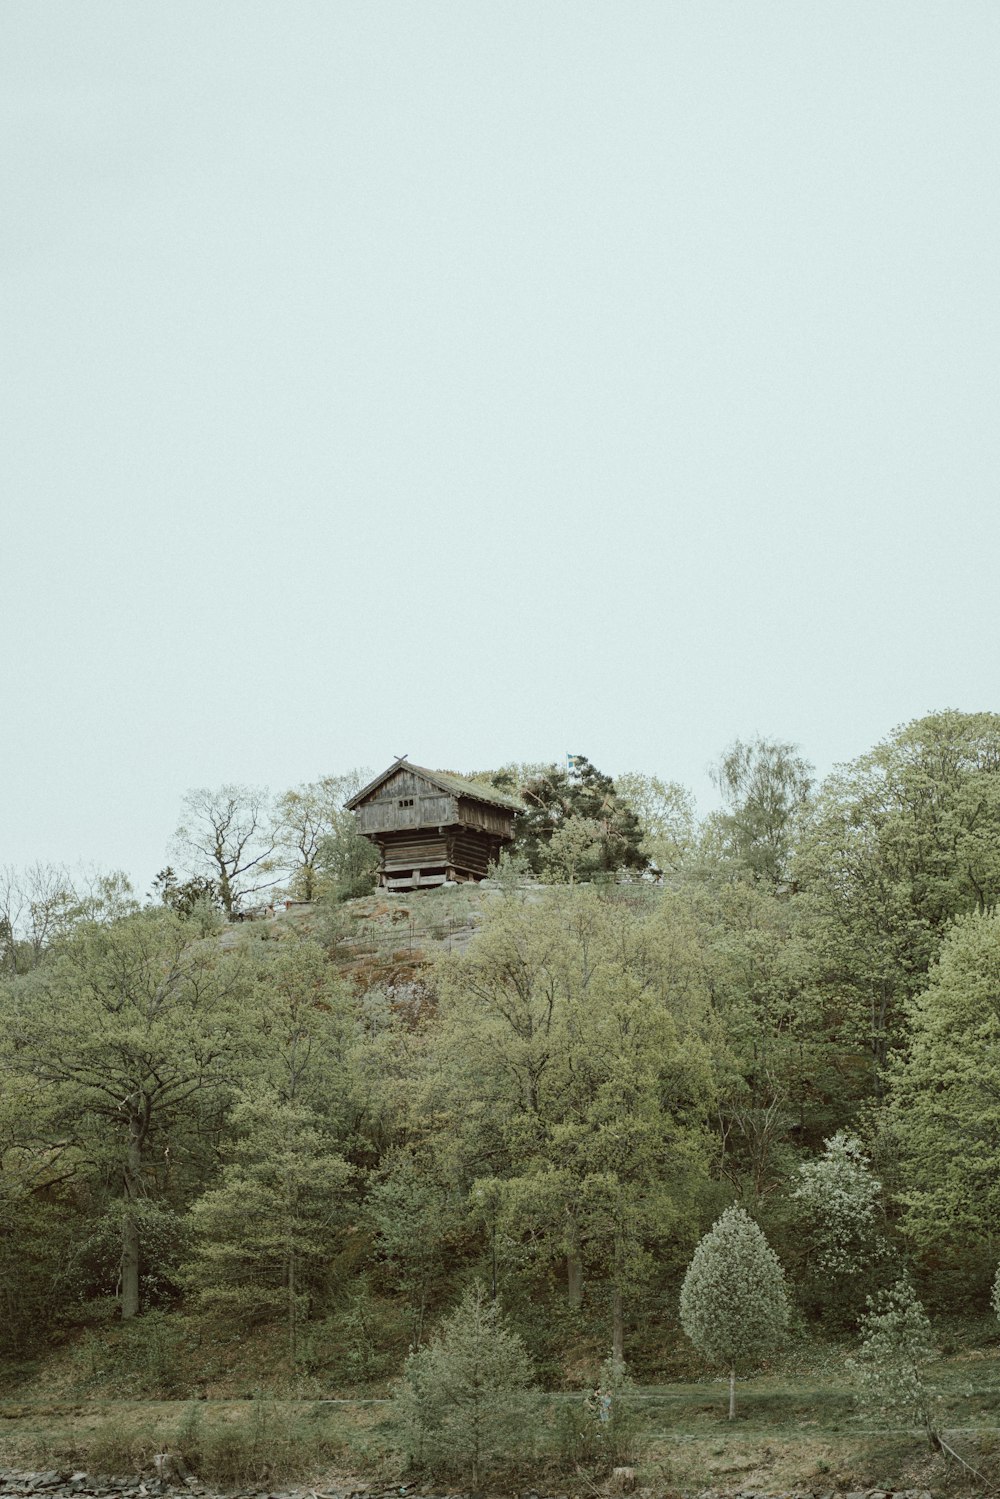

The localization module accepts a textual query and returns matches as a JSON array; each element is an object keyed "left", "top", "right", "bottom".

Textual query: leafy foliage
[
  {"left": 887, "top": 907, "right": 1000, "bottom": 1255},
  {"left": 710, "top": 737, "right": 813, "bottom": 885},
  {"left": 850, "top": 1277, "right": 938, "bottom": 1444},
  {"left": 186, "top": 1092, "right": 352, "bottom": 1356},
  {"left": 493, "top": 755, "right": 646, "bottom": 876},
  {"left": 791, "top": 1132, "right": 885, "bottom": 1323},
  {"left": 679, "top": 1205, "right": 789, "bottom": 1415}
]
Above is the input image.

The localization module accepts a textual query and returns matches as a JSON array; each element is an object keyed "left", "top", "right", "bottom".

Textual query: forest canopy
[{"left": 3, "top": 710, "right": 1000, "bottom": 1391}]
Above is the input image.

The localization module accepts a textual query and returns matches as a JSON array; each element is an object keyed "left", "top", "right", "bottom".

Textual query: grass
[
  {"left": 4, "top": 1319, "right": 1000, "bottom": 1493},
  {"left": 1, "top": 1381, "right": 998, "bottom": 1495},
  {"left": 0, "top": 1398, "right": 391, "bottom": 1488}
]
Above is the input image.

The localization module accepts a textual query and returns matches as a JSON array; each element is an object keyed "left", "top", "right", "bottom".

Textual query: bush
[
  {"left": 172, "top": 1400, "right": 343, "bottom": 1488},
  {"left": 556, "top": 1356, "right": 643, "bottom": 1470},
  {"left": 850, "top": 1277, "right": 939, "bottom": 1449}
]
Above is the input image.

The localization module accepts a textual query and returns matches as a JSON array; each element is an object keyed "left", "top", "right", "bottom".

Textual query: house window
[{"left": 398, "top": 798, "right": 414, "bottom": 808}]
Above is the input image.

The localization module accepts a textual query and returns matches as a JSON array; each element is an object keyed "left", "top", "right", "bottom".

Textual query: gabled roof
[{"left": 344, "top": 757, "right": 522, "bottom": 812}]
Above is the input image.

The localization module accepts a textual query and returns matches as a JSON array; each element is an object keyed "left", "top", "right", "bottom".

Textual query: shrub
[
  {"left": 850, "top": 1277, "right": 939, "bottom": 1449},
  {"left": 557, "top": 1356, "right": 642, "bottom": 1470}
]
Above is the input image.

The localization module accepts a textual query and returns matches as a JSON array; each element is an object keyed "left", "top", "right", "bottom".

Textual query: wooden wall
[{"left": 355, "top": 767, "right": 516, "bottom": 887}]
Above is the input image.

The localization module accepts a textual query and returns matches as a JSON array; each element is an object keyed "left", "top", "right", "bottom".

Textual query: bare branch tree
[
  {"left": 171, "top": 785, "right": 279, "bottom": 918},
  {"left": 0, "top": 862, "right": 80, "bottom": 973}
]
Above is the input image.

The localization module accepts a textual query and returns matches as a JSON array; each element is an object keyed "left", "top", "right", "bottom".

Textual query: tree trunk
[
  {"left": 287, "top": 1250, "right": 297, "bottom": 1363},
  {"left": 566, "top": 1211, "right": 582, "bottom": 1307},
  {"left": 612, "top": 1282, "right": 624, "bottom": 1363},
  {"left": 121, "top": 1128, "right": 142, "bottom": 1320},
  {"left": 567, "top": 1251, "right": 583, "bottom": 1309},
  {"left": 728, "top": 1367, "right": 736, "bottom": 1420}
]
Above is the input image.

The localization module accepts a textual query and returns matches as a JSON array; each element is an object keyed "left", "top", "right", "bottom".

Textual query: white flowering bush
[{"left": 791, "top": 1132, "right": 884, "bottom": 1322}]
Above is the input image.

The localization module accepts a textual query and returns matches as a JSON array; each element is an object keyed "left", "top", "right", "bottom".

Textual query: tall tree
[
  {"left": 615, "top": 772, "right": 697, "bottom": 874},
  {"left": 887, "top": 907, "right": 1000, "bottom": 1255},
  {"left": 796, "top": 710, "right": 1000, "bottom": 1091},
  {"left": 497, "top": 756, "right": 646, "bottom": 877},
  {"left": 435, "top": 887, "right": 717, "bottom": 1359},
  {"left": 0, "top": 862, "right": 83, "bottom": 974},
  {"left": 2, "top": 910, "right": 255, "bottom": 1317},
  {"left": 172, "top": 785, "right": 279, "bottom": 917},
  {"left": 274, "top": 770, "right": 371, "bottom": 901},
  {"left": 710, "top": 737, "right": 814, "bottom": 886},
  {"left": 186, "top": 1091, "right": 352, "bottom": 1359}
]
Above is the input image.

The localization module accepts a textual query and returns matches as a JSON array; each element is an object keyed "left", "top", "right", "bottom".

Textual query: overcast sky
[{"left": 3, "top": 2, "right": 999, "bottom": 892}]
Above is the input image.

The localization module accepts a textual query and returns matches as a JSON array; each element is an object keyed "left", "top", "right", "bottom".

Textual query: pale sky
[{"left": 3, "top": 2, "right": 999, "bottom": 893}]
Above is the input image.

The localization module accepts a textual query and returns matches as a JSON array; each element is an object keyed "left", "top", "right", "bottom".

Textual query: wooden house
[{"left": 345, "top": 758, "right": 521, "bottom": 890}]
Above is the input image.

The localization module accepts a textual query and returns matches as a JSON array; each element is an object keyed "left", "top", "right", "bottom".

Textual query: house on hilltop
[{"left": 345, "top": 758, "right": 521, "bottom": 890}]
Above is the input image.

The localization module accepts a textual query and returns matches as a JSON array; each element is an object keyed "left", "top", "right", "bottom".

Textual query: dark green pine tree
[{"left": 496, "top": 755, "right": 647, "bottom": 877}]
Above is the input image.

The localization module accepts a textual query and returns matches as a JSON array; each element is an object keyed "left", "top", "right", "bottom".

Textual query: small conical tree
[
  {"left": 389, "top": 1284, "right": 533, "bottom": 1486},
  {"left": 679, "top": 1205, "right": 789, "bottom": 1419},
  {"left": 851, "top": 1277, "right": 939, "bottom": 1449}
]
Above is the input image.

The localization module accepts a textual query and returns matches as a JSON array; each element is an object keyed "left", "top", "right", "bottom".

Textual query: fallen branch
[{"left": 937, "top": 1429, "right": 997, "bottom": 1492}]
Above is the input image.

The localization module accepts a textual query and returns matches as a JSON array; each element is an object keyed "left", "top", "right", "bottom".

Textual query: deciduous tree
[
  {"left": 679, "top": 1205, "right": 789, "bottom": 1418},
  {"left": 790, "top": 1132, "right": 884, "bottom": 1323},
  {"left": 172, "top": 785, "right": 278, "bottom": 917},
  {"left": 887, "top": 907, "right": 1000, "bottom": 1254},
  {"left": 3, "top": 910, "right": 255, "bottom": 1318},
  {"left": 850, "top": 1277, "right": 938, "bottom": 1448},
  {"left": 275, "top": 770, "right": 371, "bottom": 901},
  {"left": 710, "top": 737, "right": 813, "bottom": 886}
]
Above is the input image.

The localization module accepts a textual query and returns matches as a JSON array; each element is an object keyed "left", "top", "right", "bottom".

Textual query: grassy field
[{"left": 3, "top": 1346, "right": 1000, "bottom": 1497}]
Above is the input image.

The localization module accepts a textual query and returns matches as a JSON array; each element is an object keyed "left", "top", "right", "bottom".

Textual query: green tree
[
  {"left": 887, "top": 908, "right": 1000, "bottom": 1256},
  {"left": 435, "top": 887, "right": 716, "bottom": 1361},
  {"left": 369, "top": 1149, "right": 465, "bottom": 1347},
  {"left": 499, "top": 756, "right": 646, "bottom": 877},
  {"left": 275, "top": 770, "right": 371, "bottom": 901},
  {"left": 150, "top": 866, "right": 222, "bottom": 923},
  {"left": 544, "top": 815, "right": 603, "bottom": 884},
  {"left": 615, "top": 772, "right": 697, "bottom": 874},
  {"left": 389, "top": 1284, "right": 533, "bottom": 1486},
  {"left": 850, "top": 1277, "right": 939, "bottom": 1448},
  {"left": 186, "top": 1092, "right": 352, "bottom": 1359},
  {"left": 0, "top": 1068, "right": 81, "bottom": 1355},
  {"left": 679, "top": 1205, "right": 789, "bottom": 1419},
  {"left": 796, "top": 711, "right": 1000, "bottom": 1095},
  {"left": 710, "top": 737, "right": 814, "bottom": 886},
  {"left": 2, "top": 910, "right": 254, "bottom": 1319},
  {"left": 316, "top": 807, "right": 380, "bottom": 903}
]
